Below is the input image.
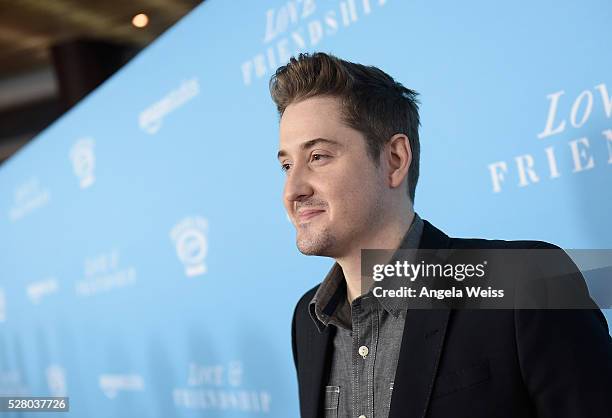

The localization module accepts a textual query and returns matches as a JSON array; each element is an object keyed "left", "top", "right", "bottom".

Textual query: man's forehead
[
  {"left": 281, "top": 108, "right": 339, "bottom": 137},
  {"left": 279, "top": 105, "right": 350, "bottom": 147},
  {"left": 277, "top": 137, "right": 343, "bottom": 160}
]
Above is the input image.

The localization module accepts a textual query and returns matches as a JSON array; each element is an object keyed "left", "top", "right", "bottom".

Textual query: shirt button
[
  {"left": 358, "top": 345, "right": 369, "bottom": 358},
  {"left": 358, "top": 415, "right": 367, "bottom": 418}
]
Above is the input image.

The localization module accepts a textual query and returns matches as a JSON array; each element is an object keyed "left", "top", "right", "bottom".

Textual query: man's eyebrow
[{"left": 277, "top": 137, "right": 341, "bottom": 160}]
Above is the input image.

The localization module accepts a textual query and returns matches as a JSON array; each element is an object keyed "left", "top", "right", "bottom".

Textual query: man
[{"left": 270, "top": 52, "right": 611, "bottom": 418}]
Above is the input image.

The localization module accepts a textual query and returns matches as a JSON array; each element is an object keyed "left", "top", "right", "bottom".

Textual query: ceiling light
[{"left": 132, "top": 13, "right": 149, "bottom": 28}]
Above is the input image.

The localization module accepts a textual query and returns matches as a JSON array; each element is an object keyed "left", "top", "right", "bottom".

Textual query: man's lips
[{"left": 296, "top": 209, "right": 325, "bottom": 222}]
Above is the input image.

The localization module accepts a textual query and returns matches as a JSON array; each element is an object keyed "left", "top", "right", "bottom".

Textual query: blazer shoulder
[
  {"left": 421, "top": 219, "right": 559, "bottom": 250},
  {"left": 448, "top": 236, "right": 560, "bottom": 250}
]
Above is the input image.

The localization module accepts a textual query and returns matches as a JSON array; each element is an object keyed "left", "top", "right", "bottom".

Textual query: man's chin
[
  {"left": 295, "top": 234, "right": 336, "bottom": 257},
  {"left": 296, "top": 245, "right": 329, "bottom": 256}
]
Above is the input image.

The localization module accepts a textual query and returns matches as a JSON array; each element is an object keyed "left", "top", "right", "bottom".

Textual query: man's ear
[{"left": 385, "top": 133, "right": 412, "bottom": 189}]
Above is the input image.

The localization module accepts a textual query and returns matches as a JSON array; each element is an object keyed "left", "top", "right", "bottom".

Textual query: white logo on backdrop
[
  {"left": 46, "top": 365, "right": 67, "bottom": 397},
  {"left": 75, "top": 248, "right": 137, "bottom": 296},
  {"left": 170, "top": 216, "right": 209, "bottom": 277},
  {"left": 139, "top": 78, "right": 200, "bottom": 134},
  {"left": 241, "top": 0, "right": 389, "bottom": 86},
  {"left": 26, "top": 278, "right": 58, "bottom": 304},
  {"left": 8, "top": 177, "right": 51, "bottom": 222},
  {"left": 69, "top": 137, "right": 96, "bottom": 189},
  {"left": 0, "top": 371, "right": 28, "bottom": 396},
  {"left": 488, "top": 83, "right": 612, "bottom": 193},
  {"left": 99, "top": 374, "right": 144, "bottom": 399},
  {"left": 0, "top": 288, "right": 5, "bottom": 322},
  {"left": 173, "top": 361, "right": 271, "bottom": 413}
]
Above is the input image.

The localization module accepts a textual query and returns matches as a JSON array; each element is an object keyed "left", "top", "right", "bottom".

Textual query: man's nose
[{"left": 283, "top": 164, "right": 314, "bottom": 204}]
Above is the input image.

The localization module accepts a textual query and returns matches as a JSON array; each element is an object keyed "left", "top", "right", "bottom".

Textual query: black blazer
[{"left": 291, "top": 220, "right": 612, "bottom": 418}]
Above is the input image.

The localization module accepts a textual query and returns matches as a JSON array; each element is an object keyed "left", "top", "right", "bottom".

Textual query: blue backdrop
[{"left": 0, "top": 0, "right": 610, "bottom": 416}]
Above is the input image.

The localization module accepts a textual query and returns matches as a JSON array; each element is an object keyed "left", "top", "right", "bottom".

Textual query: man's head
[{"left": 271, "top": 52, "right": 421, "bottom": 257}]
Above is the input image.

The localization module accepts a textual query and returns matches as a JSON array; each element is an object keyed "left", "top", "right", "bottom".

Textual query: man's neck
[{"left": 338, "top": 210, "right": 415, "bottom": 304}]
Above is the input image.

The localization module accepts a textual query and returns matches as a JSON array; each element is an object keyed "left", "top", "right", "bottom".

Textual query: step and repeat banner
[{"left": 0, "top": 0, "right": 610, "bottom": 416}]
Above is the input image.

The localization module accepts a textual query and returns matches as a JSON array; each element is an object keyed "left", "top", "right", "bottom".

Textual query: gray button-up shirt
[{"left": 309, "top": 213, "right": 424, "bottom": 418}]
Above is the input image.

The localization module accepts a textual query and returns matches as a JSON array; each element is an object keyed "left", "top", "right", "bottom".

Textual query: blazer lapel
[
  {"left": 388, "top": 219, "right": 453, "bottom": 418},
  {"left": 388, "top": 308, "right": 451, "bottom": 418}
]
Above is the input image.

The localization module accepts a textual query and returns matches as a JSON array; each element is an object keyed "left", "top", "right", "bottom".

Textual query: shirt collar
[{"left": 308, "top": 213, "right": 424, "bottom": 332}]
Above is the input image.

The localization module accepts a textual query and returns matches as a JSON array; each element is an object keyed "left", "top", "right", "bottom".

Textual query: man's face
[{"left": 277, "top": 96, "right": 387, "bottom": 257}]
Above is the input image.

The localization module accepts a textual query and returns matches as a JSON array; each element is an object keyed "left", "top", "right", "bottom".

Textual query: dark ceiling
[
  {"left": 0, "top": 0, "right": 202, "bottom": 78},
  {"left": 0, "top": 0, "right": 203, "bottom": 164}
]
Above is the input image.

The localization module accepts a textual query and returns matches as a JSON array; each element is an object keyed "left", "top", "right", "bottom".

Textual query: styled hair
[{"left": 269, "top": 52, "right": 421, "bottom": 203}]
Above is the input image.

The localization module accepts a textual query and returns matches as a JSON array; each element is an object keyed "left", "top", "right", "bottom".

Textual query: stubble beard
[
  {"left": 295, "top": 223, "right": 338, "bottom": 257},
  {"left": 294, "top": 184, "right": 388, "bottom": 257},
  {"left": 295, "top": 208, "right": 383, "bottom": 258}
]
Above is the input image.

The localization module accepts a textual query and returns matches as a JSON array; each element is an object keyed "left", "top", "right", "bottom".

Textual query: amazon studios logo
[
  {"left": 170, "top": 216, "right": 209, "bottom": 277},
  {"left": 69, "top": 137, "right": 96, "bottom": 189},
  {"left": 99, "top": 374, "right": 144, "bottom": 399},
  {"left": 139, "top": 78, "right": 199, "bottom": 134}
]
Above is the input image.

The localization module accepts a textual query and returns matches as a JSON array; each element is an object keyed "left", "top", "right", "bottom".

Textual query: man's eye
[
  {"left": 311, "top": 154, "right": 330, "bottom": 162},
  {"left": 281, "top": 163, "right": 291, "bottom": 172}
]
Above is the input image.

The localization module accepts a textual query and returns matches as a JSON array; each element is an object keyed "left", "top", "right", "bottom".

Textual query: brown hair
[{"left": 269, "top": 52, "right": 421, "bottom": 203}]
